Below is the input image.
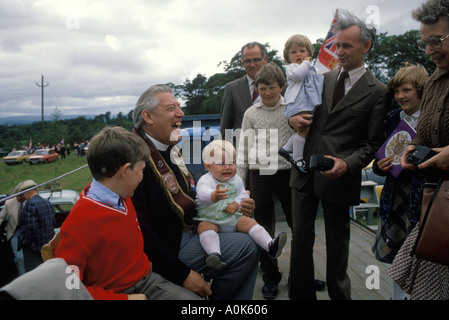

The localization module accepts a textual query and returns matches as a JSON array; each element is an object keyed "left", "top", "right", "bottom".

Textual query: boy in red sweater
[{"left": 55, "top": 126, "right": 201, "bottom": 300}]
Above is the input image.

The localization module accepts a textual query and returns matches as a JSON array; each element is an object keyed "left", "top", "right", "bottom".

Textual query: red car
[{"left": 28, "top": 149, "right": 59, "bottom": 164}]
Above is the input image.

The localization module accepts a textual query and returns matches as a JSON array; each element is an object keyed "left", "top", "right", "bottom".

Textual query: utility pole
[{"left": 36, "top": 74, "right": 49, "bottom": 131}]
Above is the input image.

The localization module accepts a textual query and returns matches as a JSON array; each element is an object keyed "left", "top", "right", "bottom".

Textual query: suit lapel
[
  {"left": 325, "top": 71, "right": 338, "bottom": 114},
  {"left": 236, "top": 76, "right": 252, "bottom": 106},
  {"left": 329, "top": 71, "right": 372, "bottom": 115}
]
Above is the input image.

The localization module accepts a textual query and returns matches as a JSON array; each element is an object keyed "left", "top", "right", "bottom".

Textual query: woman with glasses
[{"left": 389, "top": 0, "right": 449, "bottom": 300}]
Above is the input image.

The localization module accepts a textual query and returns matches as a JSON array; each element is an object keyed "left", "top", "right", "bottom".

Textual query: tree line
[{"left": 0, "top": 30, "right": 433, "bottom": 152}]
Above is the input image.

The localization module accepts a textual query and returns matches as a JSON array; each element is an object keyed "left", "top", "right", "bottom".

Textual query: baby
[{"left": 195, "top": 140, "right": 287, "bottom": 269}]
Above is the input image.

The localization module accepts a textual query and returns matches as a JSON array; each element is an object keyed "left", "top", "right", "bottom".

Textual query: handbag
[{"left": 412, "top": 179, "right": 449, "bottom": 266}]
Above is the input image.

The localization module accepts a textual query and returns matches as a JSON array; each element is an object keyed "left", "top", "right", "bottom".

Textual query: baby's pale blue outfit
[
  {"left": 194, "top": 172, "right": 249, "bottom": 230},
  {"left": 284, "top": 61, "right": 324, "bottom": 119}
]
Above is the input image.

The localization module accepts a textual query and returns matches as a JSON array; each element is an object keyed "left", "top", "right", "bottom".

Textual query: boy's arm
[{"left": 237, "top": 113, "right": 253, "bottom": 187}]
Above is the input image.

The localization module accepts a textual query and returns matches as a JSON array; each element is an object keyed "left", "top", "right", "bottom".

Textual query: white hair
[
  {"left": 202, "top": 140, "right": 235, "bottom": 165},
  {"left": 133, "top": 84, "right": 173, "bottom": 129}
]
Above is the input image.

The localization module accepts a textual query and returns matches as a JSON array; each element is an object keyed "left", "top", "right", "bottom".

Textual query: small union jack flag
[{"left": 315, "top": 12, "right": 340, "bottom": 74}]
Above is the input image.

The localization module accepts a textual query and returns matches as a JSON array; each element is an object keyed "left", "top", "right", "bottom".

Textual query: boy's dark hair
[
  {"left": 255, "top": 62, "right": 286, "bottom": 88},
  {"left": 87, "top": 126, "right": 149, "bottom": 181}
]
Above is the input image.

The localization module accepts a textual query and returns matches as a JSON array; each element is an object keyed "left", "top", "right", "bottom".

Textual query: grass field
[{"left": 0, "top": 155, "right": 92, "bottom": 195}]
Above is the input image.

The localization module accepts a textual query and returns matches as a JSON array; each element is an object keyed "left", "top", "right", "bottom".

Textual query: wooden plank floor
[{"left": 253, "top": 216, "right": 393, "bottom": 300}]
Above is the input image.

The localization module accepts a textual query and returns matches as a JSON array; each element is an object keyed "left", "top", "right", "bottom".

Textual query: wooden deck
[{"left": 253, "top": 215, "right": 393, "bottom": 300}]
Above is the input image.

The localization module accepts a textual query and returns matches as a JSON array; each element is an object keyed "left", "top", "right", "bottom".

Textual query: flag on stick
[{"left": 315, "top": 11, "right": 339, "bottom": 74}]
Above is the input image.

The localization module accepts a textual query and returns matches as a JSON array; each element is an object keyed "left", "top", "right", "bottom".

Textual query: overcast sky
[{"left": 0, "top": 0, "right": 424, "bottom": 121}]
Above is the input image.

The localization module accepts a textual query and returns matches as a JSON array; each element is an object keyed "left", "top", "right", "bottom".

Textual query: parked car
[
  {"left": 0, "top": 189, "right": 79, "bottom": 230},
  {"left": 38, "top": 189, "right": 80, "bottom": 229},
  {"left": 28, "top": 149, "right": 59, "bottom": 164},
  {"left": 2, "top": 150, "right": 29, "bottom": 165}
]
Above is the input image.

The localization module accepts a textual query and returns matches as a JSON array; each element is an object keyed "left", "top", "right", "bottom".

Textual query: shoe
[
  {"left": 294, "top": 159, "right": 309, "bottom": 174},
  {"left": 315, "top": 279, "right": 327, "bottom": 291},
  {"left": 206, "top": 253, "right": 226, "bottom": 270},
  {"left": 278, "top": 148, "right": 309, "bottom": 174},
  {"left": 268, "top": 232, "right": 287, "bottom": 259},
  {"left": 262, "top": 282, "right": 278, "bottom": 299}
]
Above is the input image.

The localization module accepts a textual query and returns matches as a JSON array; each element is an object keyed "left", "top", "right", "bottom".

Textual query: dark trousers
[
  {"left": 23, "top": 246, "right": 43, "bottom": 273},
  {"left": 289, "top": 178, "right": 351, "bottom": 300},
  {"left": 250, "top": 169, "right": 292, "bottom": 284}
]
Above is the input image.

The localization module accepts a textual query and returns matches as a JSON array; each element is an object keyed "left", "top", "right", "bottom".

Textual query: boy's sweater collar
[{"left": 254, "top": 95, "right": 285, "bottom": 109}]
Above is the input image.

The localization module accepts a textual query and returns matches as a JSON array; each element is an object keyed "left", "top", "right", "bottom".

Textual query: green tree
[
  {"left": 366, "top": 30, "right": 434, "bottom": 83},
  {"left": 181, "top": 43, "right": 284, "bottom": 115},
  {"left": 181, "top": 74, "right": 208, "bottom": 115}
]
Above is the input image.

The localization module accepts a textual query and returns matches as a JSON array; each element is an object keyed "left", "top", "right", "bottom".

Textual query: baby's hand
[
  {"left": 299, "top": 56, "right": 313, "bottom": 63},
  {"left": 224, "top": 202, "right": 239, "bottom": 215},
  {"left": 211, "top": 184, "right": 229, "bottom": 203}
]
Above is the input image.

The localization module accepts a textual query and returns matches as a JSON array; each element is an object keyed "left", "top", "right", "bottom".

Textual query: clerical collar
[{"left": 145, "top": 132, "right": 169, "bottom": 151}]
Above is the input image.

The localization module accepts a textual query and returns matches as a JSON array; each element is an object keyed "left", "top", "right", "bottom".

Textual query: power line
[
  {"left": 48, "top": 83, "right": 65, "bottom": 107},
  {"left": 0, "top": 72, "right": 16, "bottom": 78}
]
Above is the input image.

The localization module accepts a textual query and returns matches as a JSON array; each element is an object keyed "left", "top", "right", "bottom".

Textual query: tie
[
  {"left": 252, "top": 82, "right": 259, "bottom": 102},
  {"left": 333, "top": 71, "right": 349, "bottom": 107},
  {"left": 18, "top": 202, "right": 24, "bottom": 225}
]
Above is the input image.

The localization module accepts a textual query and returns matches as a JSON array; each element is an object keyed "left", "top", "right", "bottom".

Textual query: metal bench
[{"left": 351, "top": 180, "right": 380, "bottom": 225}]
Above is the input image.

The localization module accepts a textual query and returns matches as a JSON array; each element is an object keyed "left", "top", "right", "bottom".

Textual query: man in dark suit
[
  {"left": 288, "top": 10, "right": 388, "bottom": 300},
  {"left": 220, "top": 42, "right": 267, "bottom": 141}
]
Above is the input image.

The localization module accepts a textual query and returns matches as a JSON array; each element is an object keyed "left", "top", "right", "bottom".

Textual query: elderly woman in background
[
  {"left": 402, "top": 0, "right": 449, "bottom": 171},
  {"left": 390, "top": 0, "right": 449, "bottom": 300}
]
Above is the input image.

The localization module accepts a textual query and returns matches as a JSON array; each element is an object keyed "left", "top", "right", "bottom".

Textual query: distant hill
[{"left": 0, "top": 115, "right": 93, "bottom": 126}]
